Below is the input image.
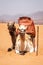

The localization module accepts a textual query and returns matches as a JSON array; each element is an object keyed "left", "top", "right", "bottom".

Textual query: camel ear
[
  {"left": 12, "top": 22, "right": 15, "bottom": 25},
  {"left": 7, "top": 23, "right": 9, "bottom": 26},
  {"left": 13, "top": 22, "right": 15, "bottom": 24},
  {"left": 25, "top": 26, "right": 27, "bottom": 29},
  {"left": 17, "top": 27, "right": 20, "bottom": 31},
  {"left": 11, "top": 22, "right": 15, "bottom": 26}
]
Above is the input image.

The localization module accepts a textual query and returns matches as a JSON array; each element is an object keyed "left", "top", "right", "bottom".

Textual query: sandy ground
[{"left": 0, "top": 23, "right": 43, "bottom": 65}]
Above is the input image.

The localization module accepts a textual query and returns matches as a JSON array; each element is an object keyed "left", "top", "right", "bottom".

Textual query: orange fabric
[
  {"left": 17, "top": 17, "right": 36, "bottom": 37},
  {"left": 26, "top": 21, "right": 35, "bottom": 37}
]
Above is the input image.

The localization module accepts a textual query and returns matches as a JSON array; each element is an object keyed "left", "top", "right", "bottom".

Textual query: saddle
[{"left": 18, "top": 16, "right": 36, "bottom": 38}]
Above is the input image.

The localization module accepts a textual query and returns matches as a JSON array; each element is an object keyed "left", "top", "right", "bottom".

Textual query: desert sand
[{"left": 0, "top": 23, "right": 43, "bottom": 65}]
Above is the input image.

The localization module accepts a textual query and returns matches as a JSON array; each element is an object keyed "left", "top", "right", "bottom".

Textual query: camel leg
[{"left": 32, "top": 38, "right": 35, "bottom": 52}]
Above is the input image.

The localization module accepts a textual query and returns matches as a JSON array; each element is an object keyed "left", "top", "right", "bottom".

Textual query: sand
[{"left": 0, "top": 23, "right": 43, "bottom": 65}]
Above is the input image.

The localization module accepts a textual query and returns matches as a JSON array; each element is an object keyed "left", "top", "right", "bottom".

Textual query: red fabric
[{"left": 17, "top": 17, "right": 36, "bottom": 37}]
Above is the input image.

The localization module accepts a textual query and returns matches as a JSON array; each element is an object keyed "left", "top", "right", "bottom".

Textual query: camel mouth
[
  {"left": 19, "top": 51, "right": 25, "bottom": 55},
  {"left": 19, "top": 51, "right": 27, "bottom": 55}
]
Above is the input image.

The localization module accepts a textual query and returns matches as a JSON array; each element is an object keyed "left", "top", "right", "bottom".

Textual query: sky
[{"left": 0, "top": 0, "right": 43, "bottom": 15}]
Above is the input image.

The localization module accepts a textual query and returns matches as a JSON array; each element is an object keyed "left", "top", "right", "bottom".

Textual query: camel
[
  {"left": 15, "top": 25, "right": 34, "bottom": 55},
  {"left": 7, "top": 22, "right": 16, "bottom": 51}
]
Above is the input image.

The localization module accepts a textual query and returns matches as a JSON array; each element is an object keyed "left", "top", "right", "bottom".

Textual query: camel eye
[
  {"left": 24, "top": 30, "right": 26, "bottom": 31},
  {"left": 12, "top": 24, "right": 14, "bottom": 27}
]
